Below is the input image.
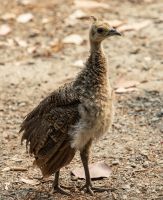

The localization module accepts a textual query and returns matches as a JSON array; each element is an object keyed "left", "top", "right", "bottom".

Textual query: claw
[
  {"left": 81, "top": 184, "right": 114, "bottom": 195},
  {"left": 80, "top": 184, "right": 94, "bottom": 195},
  {"left": 51, "top": 185, "right": 71, "bottom": 196},
  {"left": 61, "top": 185, "right": 73, "bottom": 189},
  {"left": 51, "top": 171, "right": 71, "bottom": 196}
]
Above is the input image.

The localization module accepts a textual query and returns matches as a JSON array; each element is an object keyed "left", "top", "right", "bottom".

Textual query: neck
[
  {"left": 74, "top": 39, "right": 110, "bottom": 92},
  {"left": 88, "top": 40, "right": 107, "bottom": 75},
  {"left": 90, "top": 40, "right": 102, "bottom": 53}
]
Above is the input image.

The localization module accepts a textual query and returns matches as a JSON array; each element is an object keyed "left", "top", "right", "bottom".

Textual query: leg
[
  {"left": 80, "top": 140, "right": 94, "bottom": 195},
  {"left": 52, "top": 170, "right": 70, "bottom": 196},
  {"left": 80, "top": 140, "right": 113, "bottom": 195}
]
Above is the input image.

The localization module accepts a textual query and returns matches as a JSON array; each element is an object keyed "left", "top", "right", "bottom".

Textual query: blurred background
[{"left": 0, "top": 0, "right": 163, "bottom": 199}]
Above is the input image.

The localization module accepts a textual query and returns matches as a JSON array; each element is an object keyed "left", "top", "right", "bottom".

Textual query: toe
[
  {"left": 52, "top": 185, "right": 71, "bottom": 196},
  {"left": 80, "top": 184, "right": 94, "bottom": 195},
  {"left": 87, "top": 186, "right": 94, "bottom": 196}
]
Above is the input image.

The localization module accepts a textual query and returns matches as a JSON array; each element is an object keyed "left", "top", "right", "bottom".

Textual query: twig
[{"left": 10, "top": 167, "right": 28, "bottom": 171}]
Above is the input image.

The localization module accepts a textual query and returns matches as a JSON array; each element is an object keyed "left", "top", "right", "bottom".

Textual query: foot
[
  {"left": 51, "top": 184, "right": 71, "bottom": 196},
  {"left": 81, "top": 184, "right": 114, "bottom": 195}
]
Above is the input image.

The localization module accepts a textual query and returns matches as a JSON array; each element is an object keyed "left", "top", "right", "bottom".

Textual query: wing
[
  {"left": 20, "top": 82, "right": 80, "bottom": 176},
  {"left": 21, "top": 82, "right": 79, "bottom": 124}
]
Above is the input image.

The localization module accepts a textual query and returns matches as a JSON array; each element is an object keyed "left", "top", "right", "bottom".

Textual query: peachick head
[{"left": 89, "top": 16, "right": 121, "bottom": 43}]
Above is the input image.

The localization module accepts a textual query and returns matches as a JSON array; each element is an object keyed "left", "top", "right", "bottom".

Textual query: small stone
[
  {"left": 135, "top": 189, "right": 141, "bottom": 194},
  {"left": 0, "top": 24, "right": 11, "bottom": 36},
  {"left": 17, "top": 13, "right": 33, "bottom": 23},
  {"left": 160, "top": 126, "right": 163, "bottom": 133},
  {"left": 144, "top": 56, "right": 151, "bottom": 61},
  {"left": 18, "top": 102, "right": 26, "bottom": 107},
  {"left": 151, "top": 117, "right": 159, "bottom": 122},
  {"left": 141, "top": 150, "right": 148, "bottom": 156},
  {"left": 63, "top": 34, "right": 83, "bottom": 45},
  {"left": 157, "top": 110, "right": 163, "bottom": 118},
  {"left": 131, "top": 163, "right": 136, "bottom": 168},
  {"left": 73, "top": 60, "right": 84, "bottom": 67},
  {"left": 122, "top": 184, "right": 130, "bottom": 190},
  {"left": 157, "top": 160, "right": 163, "bottom": 165},
  {"left": 122, "top": 195, "right": 127, "bottom": 199},
  {"left": 81, "top": 190, "right": 84, "bottom": 195},
  {"left": 2, "top": 167, "right": 10, "bottom": 172},
  {"left": 112, "top": 160, "right": 120, "bottom": 165},
  {"left": 143, "top": 161, "right": 149, "bottom": 168}
]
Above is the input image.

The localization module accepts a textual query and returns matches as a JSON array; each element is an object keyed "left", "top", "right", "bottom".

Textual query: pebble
[
  {"left": 143, "top": 161, "right": 149, "bottom": 168},
  {"left": 157, "top": 109, "right": 163, "bottom": 117},
  {"left": 2, "top": 167, "right": 10, "bottom": 172},
  {"left": 18, "top": 102, "right": 26, "bottom": 107},
  {"left": 122, "top": 195, "right": 127, "bottom": 199},
  {"left": 151, "top": 117, "right": 159, "bottom": 122},
  {"left": 122, "top": 184, "right": 131, "bottom": 190},
  {"left": 157, "top": 160, "right": 163, "bottom": 165},
  {"left": 131, "top": 163, "right": 136, "bottom": 168},
  {"left": 81, "top": 190, "right": 84, "bottom": 195},
  {"left": 135, "top": 189, "right": 141, "bottom": 194},
  {"left": 112, "top": 160, "right": 120, "bottom": 165},
  {"left": 159, "top": 126, "right": 163, "bottom": 133}
]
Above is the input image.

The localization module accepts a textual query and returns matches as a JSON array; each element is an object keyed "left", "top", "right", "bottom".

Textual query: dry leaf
[
  {"left": 115, "top": 87, "right": 138, "bottom": 94},
  {"left": 6, "top": 39, "right": 15, "bottom": 46},
  {"left": 65, "top": 10, "right": 87, "bottom": 26},
  {"left": 0, "top": 24, "right": 11, "bottom": 36},
  {"left": 1, "top": 13, "right": 16, "bottom": 20},
  {"left": 72, "top": 161, "right": 112, "bottom": 179},
  {"left": 17, "top": 13, "right": 33, "bottom": 23},
  {"left": 73, "top": 60, "right": 84, "bottom": 67},
  {"left": 20, "top": 177, "right": 39, "bottom": 185},
  {"left": 27, "top": 46, "right": 37, "bottom": 54},
  {"left": 4, "top": 182, "right": 10, "bottom": 190},
  {"left": 14, "top": 37, "right": 28, "bottom": 47},
  {"left": 68, "top": 10, "right": 87, "bottom": 20},
  {"left": 51, "top": 44, "right": 63, "bottom": 53},
  {"left": 50, "top": 39, "right": 63, "bottom": 53},
  {"left": 41, "top": 17, "right": 51, "bottom": 24},
  {"left": 11, "top": 155, "right": 23, "bottom": 162},
  {"left": 2, "top": 167, "right": 10, "bottom": 172},
  {"left": 118, "top": 20, "right": 151, "bottom": 32},
  {"left": 115, "top": 79, "right": 139, "bottom": 93},
  {"left": 75, "top": 0, "right": 110, "bottom": 10},
  {"left": 63, "top": 34, "right": 83, "bottom": 45},
  {"left": 17, "top": 0, "right": 34, "bottom": 5},
  {"left": 144, "top": 56, "right": 151, "bottom": 61},
  {"left": 115, "top": 80, "right": 140, "bottom": 89}
]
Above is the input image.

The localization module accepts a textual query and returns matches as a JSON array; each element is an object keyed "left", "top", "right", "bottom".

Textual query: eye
[{"left": 97, "top": 28, "right": 104, "bottom": 34}]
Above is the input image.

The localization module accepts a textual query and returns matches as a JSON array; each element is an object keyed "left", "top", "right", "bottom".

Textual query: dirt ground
[{"left": 0, "top": 0, "right": 163, "bottom": 199}]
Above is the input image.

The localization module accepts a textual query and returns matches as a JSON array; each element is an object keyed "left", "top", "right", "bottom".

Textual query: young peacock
[{"left": 20, "top": 17, "right": 121, "bottom": 195}]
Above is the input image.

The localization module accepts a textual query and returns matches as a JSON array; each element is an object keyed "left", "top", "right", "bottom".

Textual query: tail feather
[
  {"left": 30, "top": 123, "right": 49, "bottom": 154},
  {"left": 41, "top": 142, "right": 75, "bottom": 177},
  {"left": 21, "top": 117, "right": 39, "bottom": 143},
  {"left": 20, "top": 102, "right": 79, "bottom": 177},
  {"left": 35, "top": 130, "right": 67, "bottom": 166}
]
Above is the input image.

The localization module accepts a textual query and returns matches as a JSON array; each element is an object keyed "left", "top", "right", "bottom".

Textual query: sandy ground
[{"left": 0, "top": 0, "right": 163, "bottom": 199}]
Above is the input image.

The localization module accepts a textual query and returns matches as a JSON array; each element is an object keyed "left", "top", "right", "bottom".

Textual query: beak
[{"left": 109, "top": 28, "right": 121, "bottom": 36}]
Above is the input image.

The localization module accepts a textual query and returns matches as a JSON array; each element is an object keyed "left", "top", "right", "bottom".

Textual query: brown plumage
[
  {"left": 20, "top": 17, "right": 121, "bottom": 195},
  {"left": 20, "top": 82, "right": 79, "bottom": 176}
]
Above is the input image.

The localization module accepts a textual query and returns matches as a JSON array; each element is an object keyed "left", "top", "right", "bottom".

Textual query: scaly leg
[
  {"left": 80, "top": 140, "right": 112, "bottom": 195},
  {"left": 52, "top": 170, "right": 70, "bottom": 196}
]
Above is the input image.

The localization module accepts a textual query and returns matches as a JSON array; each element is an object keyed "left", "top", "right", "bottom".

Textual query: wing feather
[{"left": 20, "top": 83, "right": 80, "bottom": 176}]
